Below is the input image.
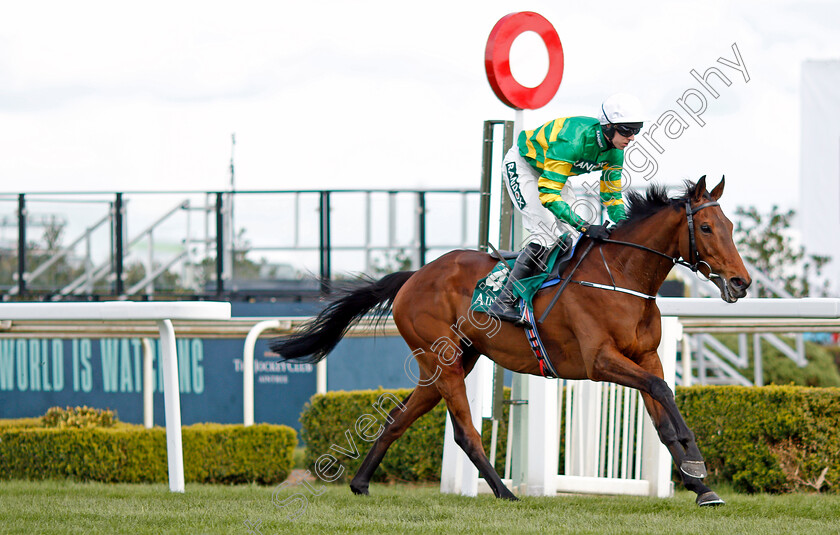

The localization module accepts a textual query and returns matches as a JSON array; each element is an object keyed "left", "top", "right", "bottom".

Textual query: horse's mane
[{"left": 616, "top": 180, "right": 710, "bottom": 227}]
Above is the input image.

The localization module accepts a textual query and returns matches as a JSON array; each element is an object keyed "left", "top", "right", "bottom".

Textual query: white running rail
[{"left": 0, "top": 301, "right": 231, "bottom": 493}]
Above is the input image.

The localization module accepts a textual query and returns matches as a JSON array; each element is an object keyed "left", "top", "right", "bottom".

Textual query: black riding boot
[{"left": 487, "top": 243, "right": 548, "bottom": 327}]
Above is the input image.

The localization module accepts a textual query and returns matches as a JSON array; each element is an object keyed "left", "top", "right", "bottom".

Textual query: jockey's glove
[{"left": 582, "top": 224, "right": 611, "bottom": 241}]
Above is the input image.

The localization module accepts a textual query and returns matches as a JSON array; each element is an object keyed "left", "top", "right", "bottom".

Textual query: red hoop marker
[{"left": 485, "top": 12, "right": 564, "bottom": 110}]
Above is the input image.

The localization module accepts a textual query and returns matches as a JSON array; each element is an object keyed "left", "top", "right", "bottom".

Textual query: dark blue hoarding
[{"left": 0, "top": 304, "right": 416, "bottom": 430}]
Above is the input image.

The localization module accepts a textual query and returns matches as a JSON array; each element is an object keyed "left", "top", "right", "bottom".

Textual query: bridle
[
  {"left": 602, "top": 199, "right": 722, "bottom": 275},
  {"left": 684, "top": 200, "right": 719, "bottom": 273},
  {"left": 537, "top": 198, "right": 726, "bottom": 323}
]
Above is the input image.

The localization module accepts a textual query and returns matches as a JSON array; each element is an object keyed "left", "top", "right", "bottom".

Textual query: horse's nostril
[{"left": 731, "top": 277, "right": 749, "bottom": 290}]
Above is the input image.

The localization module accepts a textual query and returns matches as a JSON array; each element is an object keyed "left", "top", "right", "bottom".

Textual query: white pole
[
  {"left": 142, "top": 338, "right": 154, "bottom": 429},
  {"left": 157, "top": 319, "right": 185, "bottom": 493},
  {"left": 504, "top": 400, "right": 514, "bottom": 480},
  {"left": 488, "top": 419, "right": 499, "bottom": 471},
  {"left": 681, "top": 334, "right": 692, "bottom": 386},
  {"left": 509, "top": 373, "right": 529, "bottom": 491},
  {"left": 316, "top": 360, "right": 327, "bottom": 394},
  {"left": 526, "top": 375, "right": 558, "bottom": 495},
  {"left": 753, "top": 333, "right": 763, "bottom": 387},
  {"left": 440, "top": 414, "right": 463, "bottom": 494},
  {"left": 243, "top": 320, "right": 285, "bottom": 426}
]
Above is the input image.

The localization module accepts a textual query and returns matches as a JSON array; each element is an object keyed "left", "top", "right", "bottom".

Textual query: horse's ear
[
  {"left": 710, "top": 175, "right": 725, "bottom": 201},
  {"left": 693, "top": 175, "right": 708, "bottom": 201}
]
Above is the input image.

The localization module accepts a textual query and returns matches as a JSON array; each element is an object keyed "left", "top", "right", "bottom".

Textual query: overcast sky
[{"left": 0, "top": 0, "right": 838, "bottom": 216}]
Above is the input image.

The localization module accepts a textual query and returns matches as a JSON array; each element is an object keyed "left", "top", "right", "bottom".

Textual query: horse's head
[{"left": 682, "top": 176, "right": 751, "bottom": 302}]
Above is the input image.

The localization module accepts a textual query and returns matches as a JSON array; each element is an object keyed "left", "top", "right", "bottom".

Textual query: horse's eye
[{"left": 700, "top": 224, "right": 712, "bottom": 233}]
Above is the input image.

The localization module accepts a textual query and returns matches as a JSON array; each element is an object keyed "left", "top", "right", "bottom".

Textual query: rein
[{"left": 537, "top": 199, "right": 721, "bottom": 323}]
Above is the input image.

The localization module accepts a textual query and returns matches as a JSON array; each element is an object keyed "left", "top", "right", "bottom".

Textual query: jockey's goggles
[{"left": 614, "top": 123, "right": 642, "bottom": 137}]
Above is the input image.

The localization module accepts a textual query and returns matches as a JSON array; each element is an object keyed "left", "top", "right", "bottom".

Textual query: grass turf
[{"left": 1, "top": 480, "right": 839, "bottom": 534}]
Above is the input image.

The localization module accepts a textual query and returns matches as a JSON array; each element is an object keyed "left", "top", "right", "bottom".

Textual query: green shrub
[
  {"left": 41, "top": 406, "right": 117, "bottom": 429},
  {"left": 0, "top": 423, "right": 296, "bottom": 485},
  {"left": 183, "top": 423, "right": 296, "bottom": 485},
  {"left": 299, "top": 388, "right": 510, "bottom": 483},
  {"left": 0, "top": 417, "right": 42, "bottom": 429},
  {"left": 678, "top": 385, "right": 840, "bottom": 493}
]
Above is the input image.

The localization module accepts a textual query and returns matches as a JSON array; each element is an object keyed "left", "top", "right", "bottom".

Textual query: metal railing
[{"left": 0, "top": 189, "right": 480, "bottom": 301}]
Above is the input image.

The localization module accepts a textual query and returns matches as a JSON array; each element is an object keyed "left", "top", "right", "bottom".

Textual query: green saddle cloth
[{"left": 470, "top": 245, "right": 565, "bottom": 313}]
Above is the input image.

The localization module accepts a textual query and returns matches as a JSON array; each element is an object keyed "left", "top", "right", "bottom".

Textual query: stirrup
[
  {"left": 513, "top": 312, "right": 532, "bottom": 328},
  {"left": 488, "top": 303, "right": 531, "bottom": 328}
]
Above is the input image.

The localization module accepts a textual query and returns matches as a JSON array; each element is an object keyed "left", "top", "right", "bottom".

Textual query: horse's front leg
[
  {"left": 588, "top": 346, "right": 724, "bottom": 506},
  {"left": 637, "top": 390, "right": 724, "bottom": 506}
]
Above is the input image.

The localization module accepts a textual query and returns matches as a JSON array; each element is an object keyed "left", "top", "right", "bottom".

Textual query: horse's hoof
[
  {"left": 696, "top": 491, "right": 725, "bottom": 507},
  {"left": 350, "top": 483, "right": 369, "bottom": 496},
  {"left": 680, "top": 460, "right": 707, "bottom": 479},
  {"left": 499, "top": 490, "right": 519, "bottom": 501}
]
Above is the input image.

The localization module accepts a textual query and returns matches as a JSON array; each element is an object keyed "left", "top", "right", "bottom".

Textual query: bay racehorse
[{"left": 270, "top": 177, "right": 750, "bottom": 507}]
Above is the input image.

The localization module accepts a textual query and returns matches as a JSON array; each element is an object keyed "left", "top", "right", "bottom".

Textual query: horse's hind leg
[
  {"left": 434, "top": 366, "right": 517, "bottom": 500},
  {"left": 350, "top": 348, "right": 483, "bottom": 496},
  {"left": 350, "top": 381, "right": 442, "bottom": 496}
]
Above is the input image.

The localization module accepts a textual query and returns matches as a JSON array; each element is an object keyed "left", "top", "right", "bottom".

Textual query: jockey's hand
[{"left": 583, "top": 224, "right": 611, "bottom": 241}]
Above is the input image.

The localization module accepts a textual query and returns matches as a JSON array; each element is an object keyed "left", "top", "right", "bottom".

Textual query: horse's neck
[{"left": 607, "top": 208, "right": 683, "bottom": 294}]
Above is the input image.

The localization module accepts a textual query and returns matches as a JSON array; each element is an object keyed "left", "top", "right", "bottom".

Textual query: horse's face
[{"left": 686, "top": 176, "right": 752, "bottom": 303}]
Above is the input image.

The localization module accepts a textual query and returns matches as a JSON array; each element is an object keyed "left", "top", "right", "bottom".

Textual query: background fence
[{"left": 0, "top": 189, "right": 480, "bottom": 301}]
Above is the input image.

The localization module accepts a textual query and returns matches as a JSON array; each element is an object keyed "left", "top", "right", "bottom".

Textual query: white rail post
[
  {"left": 440, "top": 415, "right": 464, "bottom": 494},
  {"left": 142, "top": 338, "right": 154, "bottom": 429},
  {"left": 509, "top": 373, "right": 529, "bottom": 492},
  {"left": 564, "top": 380, "right": 603, "bottom": 479},
  {"left": 316, "top": 360, "right": 327, "bottom": 394},
  {"left": 156, "top": 319, "right": 185, "bottom": 493},
  {"left": 243, "top": 320, "right": 287, "bottom": 426},
  {"left": 526, "top": 375, "right": 558, "bottom": 496},
  {"left": 681, "top": 334, "right": 692, "bottom": 386}
]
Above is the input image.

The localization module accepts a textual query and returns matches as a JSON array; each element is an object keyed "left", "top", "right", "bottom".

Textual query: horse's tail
[{"left": 268, "top": 271, "right": 415, "bottom": 364}]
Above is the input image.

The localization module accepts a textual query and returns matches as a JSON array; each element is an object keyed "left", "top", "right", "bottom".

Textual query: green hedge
[
  {"left": 0, "top": 423, "right": 296, "bottom": 485},
  {"left": 678, "top": 385, "right": 840, "bottom": 493},
  {"left": 0, "top": 417, "right": 43, "bottom": 429},
  {"left": 301, "top": 386, "right": 840, "bottom": 493},
  {"left": 299, "top": 388, "right": 509, "bottom": 483},
  {"left": 41, "top": 405, "right": 117, "bottom": 428}
]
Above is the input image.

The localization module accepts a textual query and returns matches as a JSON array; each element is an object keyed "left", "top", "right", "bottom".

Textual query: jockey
[{"left": 487, "top": 93, "right": 646, "bottom": 326}]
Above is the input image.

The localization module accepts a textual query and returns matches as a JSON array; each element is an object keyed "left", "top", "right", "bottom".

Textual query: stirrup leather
[{"left": 522, "top": 305, "right": 558, "bottom": 378}]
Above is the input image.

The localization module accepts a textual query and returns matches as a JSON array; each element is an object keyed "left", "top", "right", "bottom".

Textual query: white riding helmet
[{"left": 599, "top": 93, "right": 646, "bottom": 125}]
